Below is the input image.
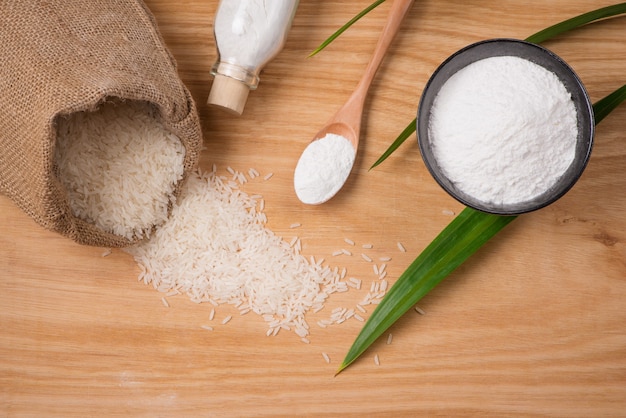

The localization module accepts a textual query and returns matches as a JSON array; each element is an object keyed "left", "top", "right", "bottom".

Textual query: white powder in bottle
[
  {"left": 213, "top": 0, "right": 298, "bottom": 73},
  {"left": 294, "top": 133, "right": 356, "bottom": 205},
  {"left": 428, "top": 55, "right": 578, "bottom": 206}
]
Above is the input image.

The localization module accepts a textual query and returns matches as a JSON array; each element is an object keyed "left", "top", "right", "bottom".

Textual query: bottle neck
[{"left": 211, "top": 61, "right": 259, "bottom": 90}]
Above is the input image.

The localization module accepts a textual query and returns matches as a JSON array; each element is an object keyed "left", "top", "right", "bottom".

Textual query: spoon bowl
[{"left": 313, "top": 122, "right": 359, "bottom": 149}]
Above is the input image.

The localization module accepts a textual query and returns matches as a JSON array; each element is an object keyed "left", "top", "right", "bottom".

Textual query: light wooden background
[{"left": 2, "top": 0, "right": 625, "bottom": 416}]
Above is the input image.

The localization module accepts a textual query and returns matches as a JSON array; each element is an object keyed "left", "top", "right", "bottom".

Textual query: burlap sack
[{"left": 0, "top": 0, "right": 202, "bottom": 247}]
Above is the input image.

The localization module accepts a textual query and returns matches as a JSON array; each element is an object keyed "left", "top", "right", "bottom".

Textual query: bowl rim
[{"left": 416, "top": 38, "right": 595, "bottom": 216}]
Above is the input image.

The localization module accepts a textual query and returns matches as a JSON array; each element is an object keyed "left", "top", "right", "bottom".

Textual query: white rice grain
[
  {"left": 344, "top": 238, "right": 355, "bottom": 246},
  {"left": 161, "top": 297, "right": 170, "bottom": 308},
  {"left": 397, "top": 242, "right": 407, "bottom": 252},
  {"left": 313, "top": 305, "right": 324, "bottom": 314},
  {"left": 322, "top": 352, "right": 330, "bottom": 363},
  {"left": 348, "top": 277, "right": 361, "bottom": 289},
  {"left": 379, "top": 263, "right": 387, "bottom": 275},
  {"left": 336, "top": 282, "right": 349, "bottom": 293}
]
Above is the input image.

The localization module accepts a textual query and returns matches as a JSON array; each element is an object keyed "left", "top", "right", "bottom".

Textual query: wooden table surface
[{"left": 2, "top": 1, "right": 625, "bottom": 416}]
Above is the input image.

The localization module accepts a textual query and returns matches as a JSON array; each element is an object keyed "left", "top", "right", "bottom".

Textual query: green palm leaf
[
  {"left": 308, "top": 0, "right": 386, "bottom": 57},
  {"left": 370, "top": 118, "right": 415, "bottom": 169},
  {"left": 593, "top": 84, "right": 626, "bottom": 125},
  {"left": 525, "top": 3, "right": 626, "bottom": 44},
  {"left": 338, "top": 207, "right": 517, "bottom": 373}
]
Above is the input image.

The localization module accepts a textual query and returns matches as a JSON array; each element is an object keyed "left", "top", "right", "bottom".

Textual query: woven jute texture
[{"left": 0, "top": 0, "right": 202, "bottom": 247}]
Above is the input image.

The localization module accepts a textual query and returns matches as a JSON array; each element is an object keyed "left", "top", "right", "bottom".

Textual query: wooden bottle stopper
[{"left": 207, "top": 74, "right": 250, "bottom": 116}]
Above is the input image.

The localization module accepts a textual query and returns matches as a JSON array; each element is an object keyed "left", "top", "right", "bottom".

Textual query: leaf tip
[{"left": 334, "top": 364, "right": 347, "bottom": 376}]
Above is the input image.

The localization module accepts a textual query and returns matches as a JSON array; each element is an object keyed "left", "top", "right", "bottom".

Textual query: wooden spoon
[{"left": 294, "top": 0, "right": 415, "bottom": 205}]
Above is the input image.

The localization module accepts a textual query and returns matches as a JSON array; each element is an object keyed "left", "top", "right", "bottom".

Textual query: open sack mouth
[{"left": 54, "top": 99, "right": 186, "bottom": 241}]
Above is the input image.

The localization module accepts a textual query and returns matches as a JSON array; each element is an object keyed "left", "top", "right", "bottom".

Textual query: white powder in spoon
[
  {"left": 428, "top": 55, "right": 578, "bottom": 206},
  {"left": 294, "top": 133, "right": 356, "bottom": 204}
]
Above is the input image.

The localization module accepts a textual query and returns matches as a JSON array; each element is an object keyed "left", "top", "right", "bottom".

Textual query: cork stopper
[{"left": 207, "top": 74, "right": 250, "bottom": 116}]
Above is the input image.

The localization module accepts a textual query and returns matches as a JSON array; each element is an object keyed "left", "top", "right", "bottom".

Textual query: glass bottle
[{"left": 207, "top": 0, "right": 300, "bottom": 115}]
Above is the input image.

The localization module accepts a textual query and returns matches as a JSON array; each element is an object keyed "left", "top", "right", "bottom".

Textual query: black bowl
[{"left": 417, "top": 38, "right": 594, "bottom": 215}]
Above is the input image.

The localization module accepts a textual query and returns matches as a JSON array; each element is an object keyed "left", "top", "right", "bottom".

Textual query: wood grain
[{"left": 2, "top": 1, "right": 625, "bottom": 416}]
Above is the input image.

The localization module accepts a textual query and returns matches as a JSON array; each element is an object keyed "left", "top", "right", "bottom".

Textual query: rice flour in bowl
[{"left": 417, "top": 38, "right": 594, "bottom": 215}]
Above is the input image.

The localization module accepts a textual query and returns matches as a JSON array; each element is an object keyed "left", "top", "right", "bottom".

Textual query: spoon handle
[{"left": 355, "top": 0, "right": 414, "bottom": 94}]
